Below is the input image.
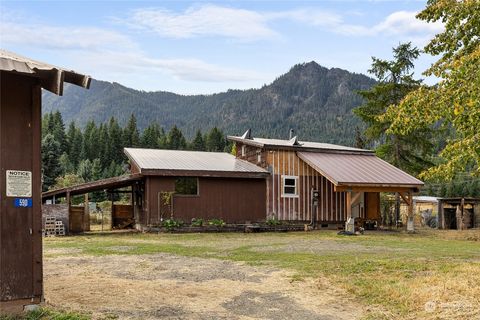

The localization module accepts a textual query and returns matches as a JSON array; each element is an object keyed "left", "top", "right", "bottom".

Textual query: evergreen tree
[
  {"left": 166, "top": 125, "right": 187, "bottom": 150},
  {"left": 354, "top": 43, "right": 433, "bottom": 176},
  {"left": 77, "top": 159, "right": 93, "bottom": 182},
  {"left": 438, "top": 183, "right": 447, "bottom": 198},
  {"left": 91, "top": 158, "right": 103, "bottom": 181},
  {"left": 98, "top": 123, "right": 109, "bottom": 169},
  {"left": 141, "top": 123, "right": 162, "bottom": 148},
  {"left": 205, "top": 127, "right": 225, "bottom": 152},
  {"left": 354, "top": 126, "right": 366, "bottom": 149},
  {"left": 66, "top": 122, "right": 83, "bottom": 170},
  {"left": 384, "top": 0, "right": 480, "bottom": 180},
  {"left": 51, "top": 111, "right": 68, "bottom": 154},
  {"left": 59, "top": 153, "right": 74, "bottom": 174},
  {"left": 81, "top": 120, "right": 98, "bottom": 161},
  {"left": 123, "top": 114, "right": 140, "bottom": 147},
  {"left": 42, "top": 133, "right": 62, "bottom": 191},
  {"left": 190, "top": 129, "right": 206, "bottom": 151},
  {"left": 106, "top": 117, "right": 124, "bottom": 165}
]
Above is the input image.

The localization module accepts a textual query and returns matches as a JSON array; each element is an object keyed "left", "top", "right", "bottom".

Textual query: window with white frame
[
  {"left": 241, "top": 145, "right": 247, "bottom": 157},
  {"left": 256, "top": 149, "right": 262, "bottom": 163},
  {"left": 282, "top": 175, "right": 298, "bottom": 197}
]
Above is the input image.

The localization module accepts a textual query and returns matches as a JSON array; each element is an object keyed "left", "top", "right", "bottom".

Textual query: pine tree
[
  {"left": 166, "top": 126, "right": 187, "bottom": 150},
  {"left": 205, "top": 127, "right": 225, "bottom": 152},
  {"left": 106, "top": 117, "right": 124, "bottom": 165},
  {"left": 141, "top": 123, "right": 162, "bottom": 148},
  {"left": 42, "top": 134, "right": 62, "bottom": 191},
  {"left": 354, "top": 43, "right": 433, "bottom": 176},
  {"left": 354, "top": 126, "right": 366, "bottom": 149},
  {"left": 77, "top": 159, "right": 93, "bottom": 182},
  {"left": 123, "top": 114, "right": 140, "bottom": 147},
  {"left": 66, "top": 122, "right": 83, "bottom": 171},
  {"left": 51, "top": 111, "right": 68, "bottom": 154},
  {"left": 190, "top": 129, "right": 206, "bottom": 151}
]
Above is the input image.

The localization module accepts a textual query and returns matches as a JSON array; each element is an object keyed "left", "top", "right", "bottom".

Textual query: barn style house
[
  {"left": 227, "top": 130, "right": 423, "bottom": 228},
  {"left": 43, "top": 130, "right": 423, "bottom": 232}
]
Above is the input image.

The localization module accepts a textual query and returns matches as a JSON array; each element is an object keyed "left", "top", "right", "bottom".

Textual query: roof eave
[{"left": 141, "top": 169, "right": 269, "bottom": 179}]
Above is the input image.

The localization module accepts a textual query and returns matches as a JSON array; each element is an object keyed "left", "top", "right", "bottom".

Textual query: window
[
  {"left": 257, "top": 149, "right": 262, "bottom": 163},
  {"left": 241, "top": 145, "right": 247, "bottom": 157},
  {"left": 282, "top": 175, "right": 298, "bottom": 197},
  {"left": 175, "top": 177, "right": 198, "bottom": 195}
]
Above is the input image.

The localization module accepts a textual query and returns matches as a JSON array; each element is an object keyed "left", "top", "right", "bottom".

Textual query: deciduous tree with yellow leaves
[{"left": 383, "top": 0, "right": 480, "bottom": 180}]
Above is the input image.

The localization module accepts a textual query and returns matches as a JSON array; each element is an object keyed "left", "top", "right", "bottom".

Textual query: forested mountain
[{"left": 42, "top": 62, "right": 376, "bottom": 146}]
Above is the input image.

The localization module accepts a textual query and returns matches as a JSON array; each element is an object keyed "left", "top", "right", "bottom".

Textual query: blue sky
[{"left": 0, "top": 1, "right": 442, "bottom": 94}]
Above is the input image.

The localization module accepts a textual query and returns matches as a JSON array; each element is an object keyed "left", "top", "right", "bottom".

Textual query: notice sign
[{"left": 6, "top": 170, "right": 32, "bottom": 197}]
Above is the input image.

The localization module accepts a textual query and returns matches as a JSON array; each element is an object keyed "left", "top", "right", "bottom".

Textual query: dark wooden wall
[
  {"left": 0, "top": 72, "right": 43, "bottom": 307},
  {"left": 142, "top": 176, "right": 266, "bottom": 225}
]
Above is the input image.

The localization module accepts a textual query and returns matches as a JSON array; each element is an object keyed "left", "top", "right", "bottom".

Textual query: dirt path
[{"left": 44, "top": 253, "right": 364, "bottom": 319}]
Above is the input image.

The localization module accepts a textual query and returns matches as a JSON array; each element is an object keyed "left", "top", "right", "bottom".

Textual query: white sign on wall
[{"left": 6, "top": 170, "right": 32, "bottom": 197}]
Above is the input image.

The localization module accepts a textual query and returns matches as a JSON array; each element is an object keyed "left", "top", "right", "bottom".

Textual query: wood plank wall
[{"left": 236, "top": 144, "right": 347, "bottom": 223}]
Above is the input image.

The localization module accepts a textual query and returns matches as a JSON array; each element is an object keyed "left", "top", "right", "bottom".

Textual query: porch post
[
  {"left": 407, "top": 191, "right": 415, "bottom": 233},
  {"left": 346, "top": 191, "right": 352, "bottom": 220}
]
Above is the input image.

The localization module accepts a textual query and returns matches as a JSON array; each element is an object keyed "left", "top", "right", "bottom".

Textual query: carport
[{"left": 42, "top": 174, "right": 143, "bottom": 232}]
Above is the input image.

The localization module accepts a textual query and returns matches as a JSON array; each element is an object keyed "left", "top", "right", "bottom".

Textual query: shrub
[
  {"left": 266, "top": 215, "right": 281, "bottom": 226},
  {"left": 162, "top": 218, "right": 184, "bottom": 231},
  {"left": 208, "top": 218, "right": 225, "bottom": 227},
  {"left": 191, "top": 218, "right": 204, "bottom": 227}
]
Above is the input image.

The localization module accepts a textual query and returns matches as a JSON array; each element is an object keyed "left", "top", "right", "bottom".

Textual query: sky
[{"left": 0, "top": 1, "right": 442, "bottom": 95}]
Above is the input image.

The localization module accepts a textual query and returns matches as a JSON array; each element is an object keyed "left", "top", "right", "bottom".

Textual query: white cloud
[
  {"left": 74, "top": 50, "right": 262, "bottom": 83},
  {"left": 0, "top": 20, "right": 136, "bottom": 51},
  {"left": 119, "top": 5, "right": 442, "bottom": 41},
  {"left": 335, "top": 11, "right": 443, "bottom": 36},
  {"left": 0, "top": 14, "right": 262, "bottom": 83},
  {"left": 123, "top": 4, "right": 279, "bottom": 41}
]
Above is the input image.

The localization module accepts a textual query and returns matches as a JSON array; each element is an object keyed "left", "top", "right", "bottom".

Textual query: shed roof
[
  {"left": 0, "top": 49, "right": 91, "bottom": 95},
  {"left": 227, "top": 135, "right": 372, "bottom": 154},
  {"left": 42, "top": 174, "right": 142, "bottom": 199},
  {"left": 298, "top": 151, "right": 423, "bottom": 189},
  {"left": 124, "top": 148, "right": 269, "bottom": 178}
]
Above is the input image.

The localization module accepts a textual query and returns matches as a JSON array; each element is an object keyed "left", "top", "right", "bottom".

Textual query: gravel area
[{"left": 44, "top": 252, "right": 364, "bottom": 319}]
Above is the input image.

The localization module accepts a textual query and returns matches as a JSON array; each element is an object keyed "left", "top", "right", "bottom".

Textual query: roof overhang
[
  {"left": 140, "top": 169, "right": 269, "bottom": 179},
  {"left": 42, "top": 174, "right": 143, "bottom": 199},
  {"left": 298, "top": 151, "right": 423, "bottom": 193},
  {"left": 0, "top": 49, "right": 91, "bottom": 95},
  {"left": 227, "top": 135, "right": 373, "bottom": 155}
]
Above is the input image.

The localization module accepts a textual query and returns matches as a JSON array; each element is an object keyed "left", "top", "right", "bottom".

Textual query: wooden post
[
  {"left": 66, "top": 191, "right": 71, "bottom": 232},
  {"left": 406, "top": 191, "right": 415, "bottom": 233},
  {"left": 346, "top": 191, "right": 352, "bottom": 220},
  {"left": 84, "top": 193, "right": 90, "bottom": 232}
]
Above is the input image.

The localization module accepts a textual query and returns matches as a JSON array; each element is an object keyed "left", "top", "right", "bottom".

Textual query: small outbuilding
[
  {"left": 0, "top": 50, "right": 90, "bottom": 313},
  {"left": 124, "top": 148, "right": 269, "bottom": 227},
  {"left": 438, "top": 197, "right": 480, "bottom": 230}
]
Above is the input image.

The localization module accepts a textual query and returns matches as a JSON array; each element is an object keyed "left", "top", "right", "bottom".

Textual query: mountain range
[{"left": 42, "top": 61, "right": 376, "bottom": 146}]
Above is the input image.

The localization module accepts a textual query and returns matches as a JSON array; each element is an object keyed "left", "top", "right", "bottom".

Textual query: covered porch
[{"left": 298, "top": 151, "right": 423, "bottom": 231}]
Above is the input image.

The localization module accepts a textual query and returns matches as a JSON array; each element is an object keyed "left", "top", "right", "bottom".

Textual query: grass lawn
[{"left": 42, "top": 229, "right": 480, "bottom": 319}]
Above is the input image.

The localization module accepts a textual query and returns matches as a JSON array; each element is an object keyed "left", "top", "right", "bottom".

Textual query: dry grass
[{"left": 44, "top": 229, "right": 480, "bottom": 319}]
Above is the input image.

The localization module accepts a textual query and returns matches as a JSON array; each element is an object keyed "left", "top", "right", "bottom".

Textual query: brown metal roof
[
  {"left": 298, "top": 151, "right": 423, "bottom": 188},
  {"left": 0, "top": 49, "right": 91, "bottom": 95},
  {"left": 227, "top": 135, "right": 373, "bottom": 154},
  {"left": 42, "top": 174, "right": 142, "bottom": 199},
  {"left": 124, "top": 148, "right": 269, "bottom": 178}
]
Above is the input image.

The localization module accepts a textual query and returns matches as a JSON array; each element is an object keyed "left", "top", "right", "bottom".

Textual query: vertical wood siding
[{"left": 266, "top": 149, "right": 346, "bottom": 222}]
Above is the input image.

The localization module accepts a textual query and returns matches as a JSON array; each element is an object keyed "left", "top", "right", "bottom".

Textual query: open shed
[{"left": 0, "top": 50, "right": 90, "bottom": 313}]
